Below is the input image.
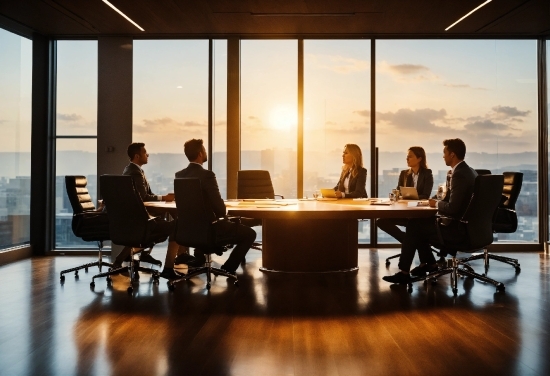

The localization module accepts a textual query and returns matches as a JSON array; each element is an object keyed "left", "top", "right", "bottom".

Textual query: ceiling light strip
[
  {"left": 102, "top": 0, "right": 144, "bottom": 31},
  {"left": 445, "top": 0, "right": 492, "bottom": 31}
]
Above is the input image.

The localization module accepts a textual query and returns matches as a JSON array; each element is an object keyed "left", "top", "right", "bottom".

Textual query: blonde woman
[{"left": 334, "top": 144, "right": 368, "bottom": 198}]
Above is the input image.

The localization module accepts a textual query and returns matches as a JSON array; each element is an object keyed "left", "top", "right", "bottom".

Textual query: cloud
[
  {"left": 307, "top": 54, "right": 369, "bottom": 74},
  {"left": 492, "top": 105, "right": 530, "bottom": 118},
  {"left": 378, "top": 61, "right": 438, "bottom": 82},
  {"left": 134, "top": 117, "right": 206, "bottom": 134},
  {"left": 464, "top": 119, "right": 510, "bottom": 132},
  {"left": 353, "top": 110, "right": 370, "bottom": 117},
  {"left": 377, "top": 108, "right": 449, "bottom": 133},
  {"left": 443, "top": 83, "right": 489, "bottom": 91},
  {"left": 57, "top": 113, "right": 83, "bottom": 121}
]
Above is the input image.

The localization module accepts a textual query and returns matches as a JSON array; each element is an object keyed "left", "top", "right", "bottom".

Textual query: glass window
[
  {"left": 0, "top": 28, "right": 32, "bottom": 249},
  {"left": 304, "top": 40, "right": 371, "bottom": 243},
  {"left": 376, "top": 40, "right": 538, "bottom": 243},
  {"left": 133, "top": 40, "right": 209, "bottom": 191},
  {"left": 241, "top": 40, "right": 298, "bottom": 199},
  {"left": 55, "top": 40, "right": 98, "bottom": 248},
  {"left": 213, "top": 40, "right": 227, "bottom": 199}
]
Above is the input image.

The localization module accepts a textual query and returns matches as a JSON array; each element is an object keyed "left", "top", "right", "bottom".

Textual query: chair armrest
[{"left": 274, "top": 194, "right": 284, "bottom": 199}]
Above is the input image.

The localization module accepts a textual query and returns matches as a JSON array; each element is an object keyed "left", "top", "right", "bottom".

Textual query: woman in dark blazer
[
  {"left": 334, "top": 144, "right": 368, "bottom": 198},
  {"left": 378, "top": 146, "right": 433, "bottom": 242}
]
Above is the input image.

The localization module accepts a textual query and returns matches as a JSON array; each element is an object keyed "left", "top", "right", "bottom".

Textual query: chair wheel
[
  {"left": 74, "top": 271, "right": 78, "bottom": 277},
  {"left": 106, "top": 276, "right": 112, "bottom": 282},
  {"left": 496, "top": 283, "right": 505, "bottom": 292},
  {"left": 385, "top": 260, "right": 390, "bottom": 266},
  {"left": 206, "top": 283, "right": 211, "bottom": 290},
  {"left": 168, "top": 283, "right": 175, "bottom": 291},
  {"left": 60, "top": 275, "right": 65, "bottom": 282},
  {"left": 90, "top": 281, "right": 95, "bottom": 287},
  {"left": 234, "top": 281, "right": 239, "bottom": 287},
  {"left": 127, "top": 286, "right": 133, "bottom": 294},
  {"left": 84, "top": 267, "right": 88, "bottom": 272},
  {"left": 452, "top": 288, "right": 458, "bottom": 296}
]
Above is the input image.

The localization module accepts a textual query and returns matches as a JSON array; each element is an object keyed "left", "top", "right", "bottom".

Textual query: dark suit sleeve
[
  {"left": 203, "top": 170, "right": 227, "bottom": 218},
  {"left": 346, "top": 168, "right": 368, "bottom": 198},
  {"left": 437, "top": 169, "right": 472, "bottom": 217},
  {"left": 418, "top": 169, "right": 434, "bottom": 199},
  {"left": 396, "top": 170, "right": 406, "bottom": 190},
  {"left": 125, "top": 166, "right": 158, "bottom": 202}
]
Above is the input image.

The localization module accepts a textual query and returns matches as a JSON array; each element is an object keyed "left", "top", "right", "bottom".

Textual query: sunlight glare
[{"left": 269, "top": 105, "right": 297, "bottom": 131}]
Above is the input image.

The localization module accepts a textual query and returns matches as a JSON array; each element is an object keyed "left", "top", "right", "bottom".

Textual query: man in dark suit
[
  {"left": 175, "top": 139, "right": 256, "bottom": 275},
  {"left": 112, "top": 142, "right": 186, "bottom": 280},
  {"left": 383, "top": 138, "right": 477, "bottom": 283}
]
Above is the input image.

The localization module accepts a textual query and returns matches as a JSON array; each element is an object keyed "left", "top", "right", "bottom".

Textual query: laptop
[
  {"left": 320, "top": 188, "right": 338, "bottom": 199},
  {"left": 399, "top": 186, "right": 419, "bottom": 200}
]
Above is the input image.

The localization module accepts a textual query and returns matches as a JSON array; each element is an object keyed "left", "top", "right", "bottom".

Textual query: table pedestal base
[{"left": 261, "top": 218, "right": 359, "bottom": 273}]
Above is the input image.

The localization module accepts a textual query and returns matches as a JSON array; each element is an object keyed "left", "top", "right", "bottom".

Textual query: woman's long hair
[
  {"left": 342, "top": 144, "right": 363, "bottom": 178},
  {"left": 408, "top": 146, "right": 428, "bottom": 171}
]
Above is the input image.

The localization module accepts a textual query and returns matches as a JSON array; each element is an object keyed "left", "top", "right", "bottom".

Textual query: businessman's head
[
  {"left": 127, "top": 142, "right": 148, "bottom": 166},
  {"left": 442, "top": 138, "right": 466, "bottom": 167},
  {"left": 184, "top": 138, "right": 207, "bottom": 164}
]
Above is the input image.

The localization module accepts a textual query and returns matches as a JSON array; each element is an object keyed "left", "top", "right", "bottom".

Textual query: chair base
[
  {"left": 168, "top": 254, "right": 238, "bottom": 291},
  {"left": 408, "top": 255, "right": 505, "bottom": 295},
  {"left": 90, "top": 248, "right": 160, "bottom": 293},
  {"left": 460, "top": 248, "right": 520, "bottom": 273},
  {"left": 59, "top": 241, "right": 112, "bottom": 282}
]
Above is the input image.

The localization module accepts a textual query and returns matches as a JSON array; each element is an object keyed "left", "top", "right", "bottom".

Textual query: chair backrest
[
  {"left": 501, "top": 172, "right": 523, "bottom": 209},
  {"left": 100, "top": 175, "right": 151, "bottom": 245},
  {"left": 174, "top": 178, "right": 213, "bottom": 248},
  {"left": 237, "top": 170, "right": 275, "bottom": 199},
  {"left": 474, "top": 169, "right": 492, "bottom": 176},
  {"left": 460, "top": 174, "right": 504, "bottom": 249},
  {"left": 65, "top": 175, "right": 96, "bottom": 214}
]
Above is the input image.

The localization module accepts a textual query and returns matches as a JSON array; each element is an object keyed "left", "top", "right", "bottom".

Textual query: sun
[{"left": 269, "top": 105, "right": 297, "bottom": 131}]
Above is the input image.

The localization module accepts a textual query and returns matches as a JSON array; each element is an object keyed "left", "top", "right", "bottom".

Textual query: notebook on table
[
  {"left": 320, "top": 188, "right": 337, "bottom": 198},
  {"left": 399, "top": 186, "right": 419, "bottom": 200}
]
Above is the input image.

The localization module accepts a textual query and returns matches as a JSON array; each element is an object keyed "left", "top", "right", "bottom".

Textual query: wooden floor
[{"left": 0, "top": 249, "right": 549, "bottom": 376}]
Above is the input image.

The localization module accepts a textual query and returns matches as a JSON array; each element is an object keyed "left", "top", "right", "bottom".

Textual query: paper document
[{"left": 407, "top": 200, "right": 430, "bottom": 207}]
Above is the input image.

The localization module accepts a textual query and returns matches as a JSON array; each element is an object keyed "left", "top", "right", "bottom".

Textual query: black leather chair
[
  {"left": 410, "top": 175, "right": 505, "bottom": 295},
  {"left": 237, "top": 170, "right": 283, "bottom": 200},
  {"left": 469, "top": 171, "right": 523, "bottom": 273},
  {"left": 92, "top": 175, "right": 167, "bottom": 293},
  {"left": 475, "top": 169, "right": 492, "bottom": 176},
  {"left": 60, "top": 176, "right": 111, "bottom": 282},
  {"left": 168, "top": 178, "right": 237, "bottom": 291},
  {"left": 236, "top": 170, "right": 283, "bottom": 252}
]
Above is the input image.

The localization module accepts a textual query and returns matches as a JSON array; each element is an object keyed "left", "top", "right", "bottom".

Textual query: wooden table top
[{"left": 145, "top": 199, "right": 437, "bottom": 220}]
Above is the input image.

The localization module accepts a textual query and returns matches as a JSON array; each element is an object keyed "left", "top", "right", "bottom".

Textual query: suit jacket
[
  {"left": 175, "top": 163, "right": 226, "bottom": 222},
  {"left": 122, "top": 162, "right": 158, "bottom": 202},
  {"left": 334, "top": 167, "right": 368, "bottom": 198},
  {"left": 437, "top": 161, "right": 477, "bottom": 219},
  {"left": 396, "top": 168, "right": 434, "bottom": 199}
]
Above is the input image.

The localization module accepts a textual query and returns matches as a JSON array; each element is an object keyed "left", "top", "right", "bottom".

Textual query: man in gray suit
[
  {"left": 383, "top": 138, "right": 477, "bottom": 284},
  {"left": 175, "top": 139, "right": 256, "bottom": 275},
  {"left": 112, "top": 142, "right": 186, "bottom": 280}
]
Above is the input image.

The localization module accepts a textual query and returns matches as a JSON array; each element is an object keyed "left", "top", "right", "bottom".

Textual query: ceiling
[{"left": 0, "top": 0, "right": 549, "bottom": 38}]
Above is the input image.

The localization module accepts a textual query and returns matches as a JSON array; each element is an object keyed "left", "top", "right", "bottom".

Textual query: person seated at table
[
  {"left": 112, "top": 142, "right": 188, "bottom": 280},
  {"left": 377, "top": 146, "right": 434, "bottom": 243},
  {"left": 175, "top": 138, "right": 256, "bottom": 275},
  {"left": 383, "top": 138, "right": 477, "bottom": 283},
  {"left": 334, "top": 144, "right": 368, "bottom": 198}
]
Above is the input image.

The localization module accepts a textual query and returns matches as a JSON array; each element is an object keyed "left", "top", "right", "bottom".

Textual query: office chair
[
  {"left": 236, "top": 170, "right": 283, "bottom": 252},
  {"left": 384, "top": 168, "right": 493, "bottom": 266},
  {"left": 468, "top": 172, "right": 523, "bottom": 273},
  {"left": 92, "top": 175, "right": 166, "bottom": 293},
  {"left": 409, "top": 174, "right": 505, "bottom": 295},
  {"left": 60, "top": 176, "right": 111, "bottom": 282},
  {"left": 168, "top": 178, "right": 237, "bottom": 291}
]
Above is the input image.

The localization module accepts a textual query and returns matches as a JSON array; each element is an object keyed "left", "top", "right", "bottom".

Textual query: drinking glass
[
  {"left": 436, "top": 183, "right": 447, "bottom": 200},
  {"left": 313, "top": 190, "right": 320, "bottom": 199}
]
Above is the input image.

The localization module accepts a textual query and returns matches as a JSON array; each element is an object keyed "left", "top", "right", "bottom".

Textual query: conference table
[{"left": 145, "top": 199, "right": 437, "bottom": 273}]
